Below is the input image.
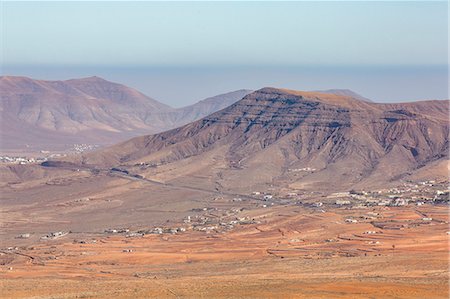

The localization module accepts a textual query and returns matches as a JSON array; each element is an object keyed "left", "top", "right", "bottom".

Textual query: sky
[{"left": 1, "top": 1, "right": 448, "bottom": 106}]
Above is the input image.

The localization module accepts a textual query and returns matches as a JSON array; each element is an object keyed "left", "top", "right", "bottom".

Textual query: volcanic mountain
[
  {"left": 74, "top": 88, "right": 448, "bottom": 192},
  {"left": 0, "top": 76, "right": 250, "bottom": 151}
]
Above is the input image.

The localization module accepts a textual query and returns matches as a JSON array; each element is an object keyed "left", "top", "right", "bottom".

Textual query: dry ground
[{"left": 1, "top": 205, "right": 448, "bottom": 298}]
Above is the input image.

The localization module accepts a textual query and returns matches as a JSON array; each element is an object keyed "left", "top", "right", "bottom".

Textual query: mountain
[
  {"left": 0, "top": 76, "right": 174, "bottom": 150},
  {"left": 77, "top": 88, "right": 448, "bottom": 192},
  {"left": 172, "top": 90, "right": 366, "bottom": 127},
  {"left": 0, "top": 76, "right": 250, "bottom": 151}
]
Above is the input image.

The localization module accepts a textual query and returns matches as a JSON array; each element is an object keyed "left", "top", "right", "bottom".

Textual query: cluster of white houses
[
  {"left": 260, "top": 179, "right": 449, "bottom": 209},
  {"left": 247, "top": 179, "right": 447, "bottom": 214},
  {"left": 102, "top": 208, "right": 261, "bottom": 237},
  {"left": 0, "top": 156, "right": 47, "bottom": 164},
  {"left": 71, "top": 143, "right": 98, "bottom": 153}
]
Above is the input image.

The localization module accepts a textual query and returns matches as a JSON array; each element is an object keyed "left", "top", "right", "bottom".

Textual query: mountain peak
[
  {"left": 1, "top": 75, "right": 31, "bottom": 81},
  {"left": 83, "top": 75, "right": 106, "bottom": 81},
  {"left": 0, "top": 75, "right": 41, "bottom": 85},
  {"left": 255, "top": 87, "right": 373, "bottom": 105},
  {"left": 255, "top": 87, "right": 348, "bottom": 98},
  {"left": 250, "top": 87, "right": 371, "bottom": 109},
  {"left": 65, "top": 76, "right": 111, "bottom": 84},
  {"left": 0, "top": 76, "right": 174, "bottom": 149}
]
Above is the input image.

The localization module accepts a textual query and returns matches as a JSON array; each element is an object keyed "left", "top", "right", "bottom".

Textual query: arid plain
[{"left": 1, "top": 162, "right": 449, "bottom": 298}]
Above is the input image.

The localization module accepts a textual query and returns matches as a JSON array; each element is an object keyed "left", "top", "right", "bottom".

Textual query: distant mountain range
[
  {"left": 0, "top": 76, "right": 251, "bottom": 150},
  {"left": 1, "top": 75, "right": 377, "bottom": 152},
  {"left": 76, "top": 88, "right": 448, "bottom": 191}
]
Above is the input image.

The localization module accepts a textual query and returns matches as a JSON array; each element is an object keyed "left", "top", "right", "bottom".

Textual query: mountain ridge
[
  {"left": 0, "top": 76, "right": 251, "bottom": 150},
  {"left": 72, "top": 87, "right": 448, "bottom": 191}
]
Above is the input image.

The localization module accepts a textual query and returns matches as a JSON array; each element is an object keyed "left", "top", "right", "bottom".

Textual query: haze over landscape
[
  {"left": 1, "top": 1, "right": 449, "bottom": 298},
  {"left": 2, "top": 1, "right": 448, "bottom": 106}
]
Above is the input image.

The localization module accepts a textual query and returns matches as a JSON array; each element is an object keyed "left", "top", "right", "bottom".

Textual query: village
[
  {"left": 14, "top": 178, "right": 445, "bottom": 246},
  {"left": 0, "top": 144, "right": 98, "bottom": 165},
  {"left": 5, "top": 177, "right": 448, "bottom": 246},
  {"left": 101, "top": 206, "right": 261, "bottom": 239},
  {"left": 1, "top": 175, "right": 448, "bottom": 299},
  {"left": 71, "top": 143, "right": 99, "bottom": 153},
  {"left": 0, "top": 155, "right": 47, "bottom": 165},
  {"left": 260, "top": 179, "right": 449, "bottom": 210}
]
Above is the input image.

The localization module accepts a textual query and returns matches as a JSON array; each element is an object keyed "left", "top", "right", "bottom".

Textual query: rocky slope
[{"left": 78, "top": 88, "right": 449, "bottom": 191}]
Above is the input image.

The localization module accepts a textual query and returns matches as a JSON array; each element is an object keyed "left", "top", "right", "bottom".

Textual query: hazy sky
[{"left": 2, "top": 1, "right": 448, "bottom": 106}]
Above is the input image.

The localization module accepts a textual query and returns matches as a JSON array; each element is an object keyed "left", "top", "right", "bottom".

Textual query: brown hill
[
  {"left": 76, "top": 88, "right": 449, "bottom": 191},
  {"left": 0, "top": 76, "right": 175, "bottom": 150}
]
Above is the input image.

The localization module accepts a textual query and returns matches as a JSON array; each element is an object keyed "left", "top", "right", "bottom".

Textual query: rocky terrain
[
  {"left": 0, "top": 76, "right": 378, "bottom": 154},
  {"left": 76, "top": 87, "right": 449, "bottom": 191}
]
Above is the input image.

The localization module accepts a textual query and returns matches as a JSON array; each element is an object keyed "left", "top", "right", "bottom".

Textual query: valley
[
  {"left": 3, "top": 1, "right": 448, "bottom": 297},
  {"left": 1, "top": 184, "right": 448, "bottom": 298},
  {"left": 1, "top": 86, "right": 448, "bottom": 298},
  {"left": 0, "top": 156, "right": 448, "bottom": 298}
]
